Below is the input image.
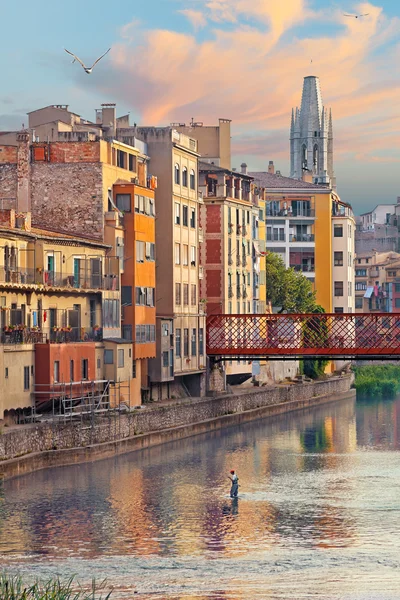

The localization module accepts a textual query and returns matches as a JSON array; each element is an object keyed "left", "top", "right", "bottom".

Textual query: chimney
[
  {"left": 302, "top": 171, "right": 313, "bottom": 183},
  {"left": 276, "top": 170, "right": 281, "bottom": 177},
  {"left": 268, "top": 161, "right": 275, "bottom": 174},
  {"left": 16, "top": 132, "right": 30, "bottom": 212},
  {"left": 241, "top": 162, "right": 248, "bottom": 175}
]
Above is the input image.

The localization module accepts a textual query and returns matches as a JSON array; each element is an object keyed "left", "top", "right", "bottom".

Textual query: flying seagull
[
  {"left": 64, "top": 48, "right": 111, "bottom": 74},
  {"left": 343, "top": 13, "right": 369, "bottom": 18}
]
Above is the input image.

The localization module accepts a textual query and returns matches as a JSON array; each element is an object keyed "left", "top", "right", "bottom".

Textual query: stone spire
[{"left": 290, "top": 76, "right": 336, "bottom": 189}]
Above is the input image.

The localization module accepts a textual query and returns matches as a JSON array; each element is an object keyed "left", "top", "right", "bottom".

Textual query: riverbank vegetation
[
  {"left": 353, "top": 365, "right": 400, "bottom": 398},
  {"left": 0, "top": 574, "right": 113, "bottom": 600}
]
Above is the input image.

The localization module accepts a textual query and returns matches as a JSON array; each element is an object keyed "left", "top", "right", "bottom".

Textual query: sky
[{"left": 1, "top": 0, "right": 399, "bottom": 214}]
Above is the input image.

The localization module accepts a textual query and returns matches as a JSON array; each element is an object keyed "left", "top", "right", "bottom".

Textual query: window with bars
[{"left": 183, "top": 283, "right": 189, "bottom": 305}]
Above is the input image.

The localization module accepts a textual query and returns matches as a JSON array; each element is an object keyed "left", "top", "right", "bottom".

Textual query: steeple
[{"left": 290, "top": 76, "right": 335, "bottom": 189}]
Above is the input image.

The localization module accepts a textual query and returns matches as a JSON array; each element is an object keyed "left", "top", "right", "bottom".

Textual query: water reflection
[{"left": 2, "top": 395, "right": 400, "bottom": 598}]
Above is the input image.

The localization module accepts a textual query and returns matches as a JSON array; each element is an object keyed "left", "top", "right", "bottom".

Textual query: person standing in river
[{"left": 228, "top": 470, "right": 239, "bottom": 498}]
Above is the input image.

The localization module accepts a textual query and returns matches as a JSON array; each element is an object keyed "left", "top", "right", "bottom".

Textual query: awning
[{"left": 364, "top": 287, "right": 374, "bottom": 298}]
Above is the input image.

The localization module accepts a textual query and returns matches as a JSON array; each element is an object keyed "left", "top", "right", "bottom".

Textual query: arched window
[
  {"left": 174, "top": 163, "right": 180, "bottom": 185},
  {"left": 182, "top": 166, "right": 188, "bottom": 187},
  {"left": 313, "top": 145, "right": 319, "bottom": 171},
  {"left": 190, "top": 169, "right": 195, "bottom": 190},
  {"left": 302, "top": 145, "right": 308, "bottom": 169}
]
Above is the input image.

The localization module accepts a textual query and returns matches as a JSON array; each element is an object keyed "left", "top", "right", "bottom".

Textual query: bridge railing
[{"left": 206, "top": 313, "right": 400, "bottom": 357}]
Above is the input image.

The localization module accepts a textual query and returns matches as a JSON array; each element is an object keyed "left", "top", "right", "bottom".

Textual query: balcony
[
  {"left": 236, "top": 287, "right": 242, "bottom": 299},
  {"left": 241, "top": 225, "right": 247, "bottom": 236},
  {"left": 236, "top": 224, "right": 242, "bottom": 236},
  {"left": 289, "top": 234, "right": 314, "bottom": 243},
  {"left": 242, "top": 256, "right": 247, "bottom": 267},
  {"left": 1, "top": 327, "right": 46, "bottom": 345},
  {"left": 236, "top": 255, "right": 241, "bottom": 267},
  {"left": 228, "top": 223, "right": 234, "bottom": 235},
  {"left": 48, "top": 327, "right": 103, "bottom": 343},
  {"left": 228, "top": 254, "right": 234, "bottom": 266},
  {"left": 290, "top": 264, "right": 315, "bottom": 273},
  {"left": 0, "top": 267, "right": 119, "bottom": 291},
  {"left": 267, "top": 233, "right": 286, "bottom": 242},
  {"left": 266, "top": 208, "right": 315, "bottom": 218},
  {"left": 242, "top": 287, "right": 248, "bottom": 299},
  {"left": 228, "top": 285, "right": 234, "bottom": 299}
]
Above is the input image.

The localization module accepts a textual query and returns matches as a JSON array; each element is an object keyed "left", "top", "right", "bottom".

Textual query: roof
[
  {"left": 199, "top": 161, "right": 253, "bottom": 179},
  {"left": 249, "top": 171, "right": 331, "bottom": 190},
  {"left": 360, "top": 203, "right": 397, "bottom": 217},
  {"left": 0, "top": 225, "right": 110, "bottom": 249}
]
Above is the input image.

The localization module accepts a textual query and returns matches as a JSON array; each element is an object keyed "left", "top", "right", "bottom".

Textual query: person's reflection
[{"left": 222, "top": 497, "right": 239, "bottom": 516}]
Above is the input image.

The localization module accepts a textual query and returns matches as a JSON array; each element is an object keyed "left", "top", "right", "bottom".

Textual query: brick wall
[
  {"left": 0, "top": 165, "right": 17, "bottom": 206},
  {"left": 0, "top": 146, "right": 18, "bottom": 163},
  {"left": 49, "top": 142, "right": 101, "bottom": 163},
  {"left": 31, "top": 163, "right": 104, "bottom": 239}
]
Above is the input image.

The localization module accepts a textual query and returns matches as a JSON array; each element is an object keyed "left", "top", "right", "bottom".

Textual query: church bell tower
[{"left": 290, "top": 76, "right": 336, "bottom": 189}]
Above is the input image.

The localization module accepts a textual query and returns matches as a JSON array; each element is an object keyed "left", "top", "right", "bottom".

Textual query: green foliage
[
  {"left": 353, "top": 365, "right": 400, "bottom": 398},
  {"left": 266, "top": 253, "right": 317, "bottom": 313},
  {"left": 0, "top": 574, "right": 113, "bottom": 600}
]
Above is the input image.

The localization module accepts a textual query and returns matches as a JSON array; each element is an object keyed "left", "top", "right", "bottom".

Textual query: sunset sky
[{"left": 1, "top": 0, "right": 399, "bottom": 213}]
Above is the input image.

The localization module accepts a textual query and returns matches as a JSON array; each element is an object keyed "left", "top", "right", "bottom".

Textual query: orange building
[{"left": 113, "top": 183, "right": 156, "bottom": 401}]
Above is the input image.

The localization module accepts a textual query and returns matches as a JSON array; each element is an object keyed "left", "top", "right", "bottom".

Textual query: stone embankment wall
[{"left": 0, "top": 375, "right": 354, "bottom": 479}]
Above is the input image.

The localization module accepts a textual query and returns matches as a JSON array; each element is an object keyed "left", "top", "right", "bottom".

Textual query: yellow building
[{"left": 0, "top": 209, "right": 122, "bottom": 420}]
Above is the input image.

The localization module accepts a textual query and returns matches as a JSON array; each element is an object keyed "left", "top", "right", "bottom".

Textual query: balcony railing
[
  {"left": 290, "top": 264, "right": 315, "bottom": 273},
  {"left": 0, "top": 326, "right": 103, "bottom": 345},
  {"left": 236, "top": 287, "right": 242, "bottom": 299},
  {"left": 267, "top": 233, "right": 285, "bottom": 242},
  {"left": 266, "top": 208, "right": 315, "bottom": 218},
  {"left": 228, "top": 255, "right": 233, "bottom": 266},
  {"left": 241, "top": 225, "right": 247, "bottom": 236},
  {"left": 0, "top": 267, "right": 119, "bottom": 291},
  {"left": 236, "top": 255, "right": 241, "bottom": 267},
  {"left": 236, "top": 224, "right": 242, "bottom": 235},
  {"left": 228, "top": 286, "right": 234, "bottom": 299},
  {"left": 289, "top": 234, "right": 315, "bottom": 243},
  {"left": 242, "top": 256, "right": 247, "bottom": 267},
  {"left": 228, "top": 224, "right": 234, "bottom": 235},
  {"left": 1, "top": 327, "right": 46, "bottom": 345}
]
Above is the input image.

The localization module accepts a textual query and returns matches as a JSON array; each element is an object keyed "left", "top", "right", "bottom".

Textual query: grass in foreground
[
  {"left": 0, "top": 574, "right": 113, "bottom": 600},
  {"left": 353, "top": 364, "right": 400, "bottom": 398}
]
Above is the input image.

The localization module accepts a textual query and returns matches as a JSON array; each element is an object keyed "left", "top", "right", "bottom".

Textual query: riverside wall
[{"left": 0, "top": 375, "right": 354, "bottom": 480}]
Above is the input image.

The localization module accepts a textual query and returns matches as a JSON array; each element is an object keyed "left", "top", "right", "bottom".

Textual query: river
[{"left": 2, "top": 394, "right": 400, "bottom": 599}]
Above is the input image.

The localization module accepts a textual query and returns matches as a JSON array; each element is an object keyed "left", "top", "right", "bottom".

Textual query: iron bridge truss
[{"left": 206, "top": 313, "right": 400, "bottom": 361}]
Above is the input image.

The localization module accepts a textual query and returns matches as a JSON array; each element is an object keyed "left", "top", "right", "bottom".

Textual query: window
[
  {"left": 190, "top": 169, "right": 195, "bottom": 190},
  {"left": 183, "top": 245, "right": 189, "bottom": 266},
  {"left": 190, "top": 246, "right": 196, "bottom": 266},
  {"left": 355, "top": 282, "right": 367, "bottom": 291},
  {"left": 183, "top": 283, "right": 189, "bottom": 305},
  {"left": 334, "top": 281, "right": 344, "bottom": 296},
  {"left": 149, "top": 197, "right": 155, "bottom": 216},
  {"left": 175, "top": 283, "right": 181, "bottom": 305},
  {"left": 182, "top": 167, "right": 188, "bottom": 187},
  {"left": 356, "top": 269, "right": 367, "bottom": 277},
  {"left": 70, "top": 360, "right": 74, "bottom": 382},
  {"left": 182, "top": 205, "right": 188, "bottom": 227},
  {"left": 129, "top": 154, "right": 135, "bottom": 172},
  {"left": 54, "top": 361, "right": 60, "bottom": 383},
  {"left": 175, "top": 243, "right": 181, "bottom": 265},
  {"left": 136, "top": 241, "right": 145, "bottom": 262},
  {"left": 146, "top": 287, "right": 155, "bottom": 307},
  {"left": 122, "top": 286, "right": 132, "bottom": 306},
  {"left": 104, "top": 349, "right": 114, "bottom": 364},
  {"left": 135, "top": 195, "right": 140, "bottom": 212},
  {"left": 175, "top": 203, "right": 180, "bottom": 225},
  {"left": 395, "top": 284, "right": 400, "bottom": 293},
  {"left": 82, "top": 359, "right": 88, "bottom": 380},
  {"left": 118, "top": 349, "right": 124, "bottom": 368},
  {"left": 184, "top": 328, "right": 189, "bottom": 356},
  {"left": 139, "top": 195, "right": 145, "bottom": 213},
  {"left": 348, "top": 281, "right": 352, "bottom": 296},
  {"left": 116, "top": 194, "right": 131, "bottom": 212},
  {"left": 355, "top": 297, "right": 363, "bottom": 309},
  {"left": 334, "top": 251, "right": 343, "bottom": 266},
  {"left": 103, "top": 299, "right": 120, "bottom": 328},
  {"left": 176, "top": 328, "right": 181, "bottom": 357},
  {"left": 190, "top": 208, "right": 196, "bottom": 228},
  {"left": 117, "top": 149, "right": 127, "bottom": 168},
  {"left": 132, "top": 360, "right": 137, "bottom": 379},
  {"left": 334, "top": 225, "right": 343, "bottom": 237},
  {"left": 145, "top": 242, "right": 155, "bottom": 261},
  {"left": 162, "top": 351, "right": 169, "bottom": 367},
  {"left": 191, "top": 284, "right": 196, "bottom": 305},
  {"left": 24, "top": 366, "right": 30, "bottom": 391},
  {"left": 199, "top": 328, "right": 204, "bottom": 355},
  {"left": 395, "top": 299, "right": 400, "bottom": 308},
  {"left": 135, "top": 287, "right": 154, "bottom": 306},
  {"left": 334, "top": 307, "right": 344, "bottom": 314},
  {"left": 174, "top": 163, "right": 180, "bottom": 185},
  {"left": 191, "top": 329, "right": 197, "bottom": 356},
  {"left": 5, "top": 367, "right": 8, "bottom": 378},
  {"left": 389, "top": 271, "right": 397, "bottom": 277}
]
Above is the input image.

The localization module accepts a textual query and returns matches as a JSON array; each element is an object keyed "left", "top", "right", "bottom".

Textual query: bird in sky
[
  {"left": 64, "top": 48, "right": 111, "bottom": 74},
  {"left": 343, "top": 12, "right": 369, "bottom": 18}
]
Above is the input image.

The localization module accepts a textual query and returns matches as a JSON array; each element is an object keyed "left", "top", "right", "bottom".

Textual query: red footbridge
[{"left": 206, "top": 313, "right": 400, "bottom": 360}]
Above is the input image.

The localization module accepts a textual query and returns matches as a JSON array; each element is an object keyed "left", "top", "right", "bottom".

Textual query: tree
[{"left": 265, "top": 253, "right": 317, "bottom": 313}]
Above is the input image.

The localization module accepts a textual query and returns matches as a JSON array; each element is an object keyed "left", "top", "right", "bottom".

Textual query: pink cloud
[{"left": 97, "top": 0, "right": 399, "bottom": 166}]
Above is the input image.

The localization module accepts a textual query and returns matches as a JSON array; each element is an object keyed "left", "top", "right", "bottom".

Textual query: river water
[{"left": 2, "top": 394, "right": 400, "bottom": 599}]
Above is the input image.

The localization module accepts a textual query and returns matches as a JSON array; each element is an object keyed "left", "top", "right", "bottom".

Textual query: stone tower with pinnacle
[{"left": 290, "top": 76, "right": 336, "bottom": 189}]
